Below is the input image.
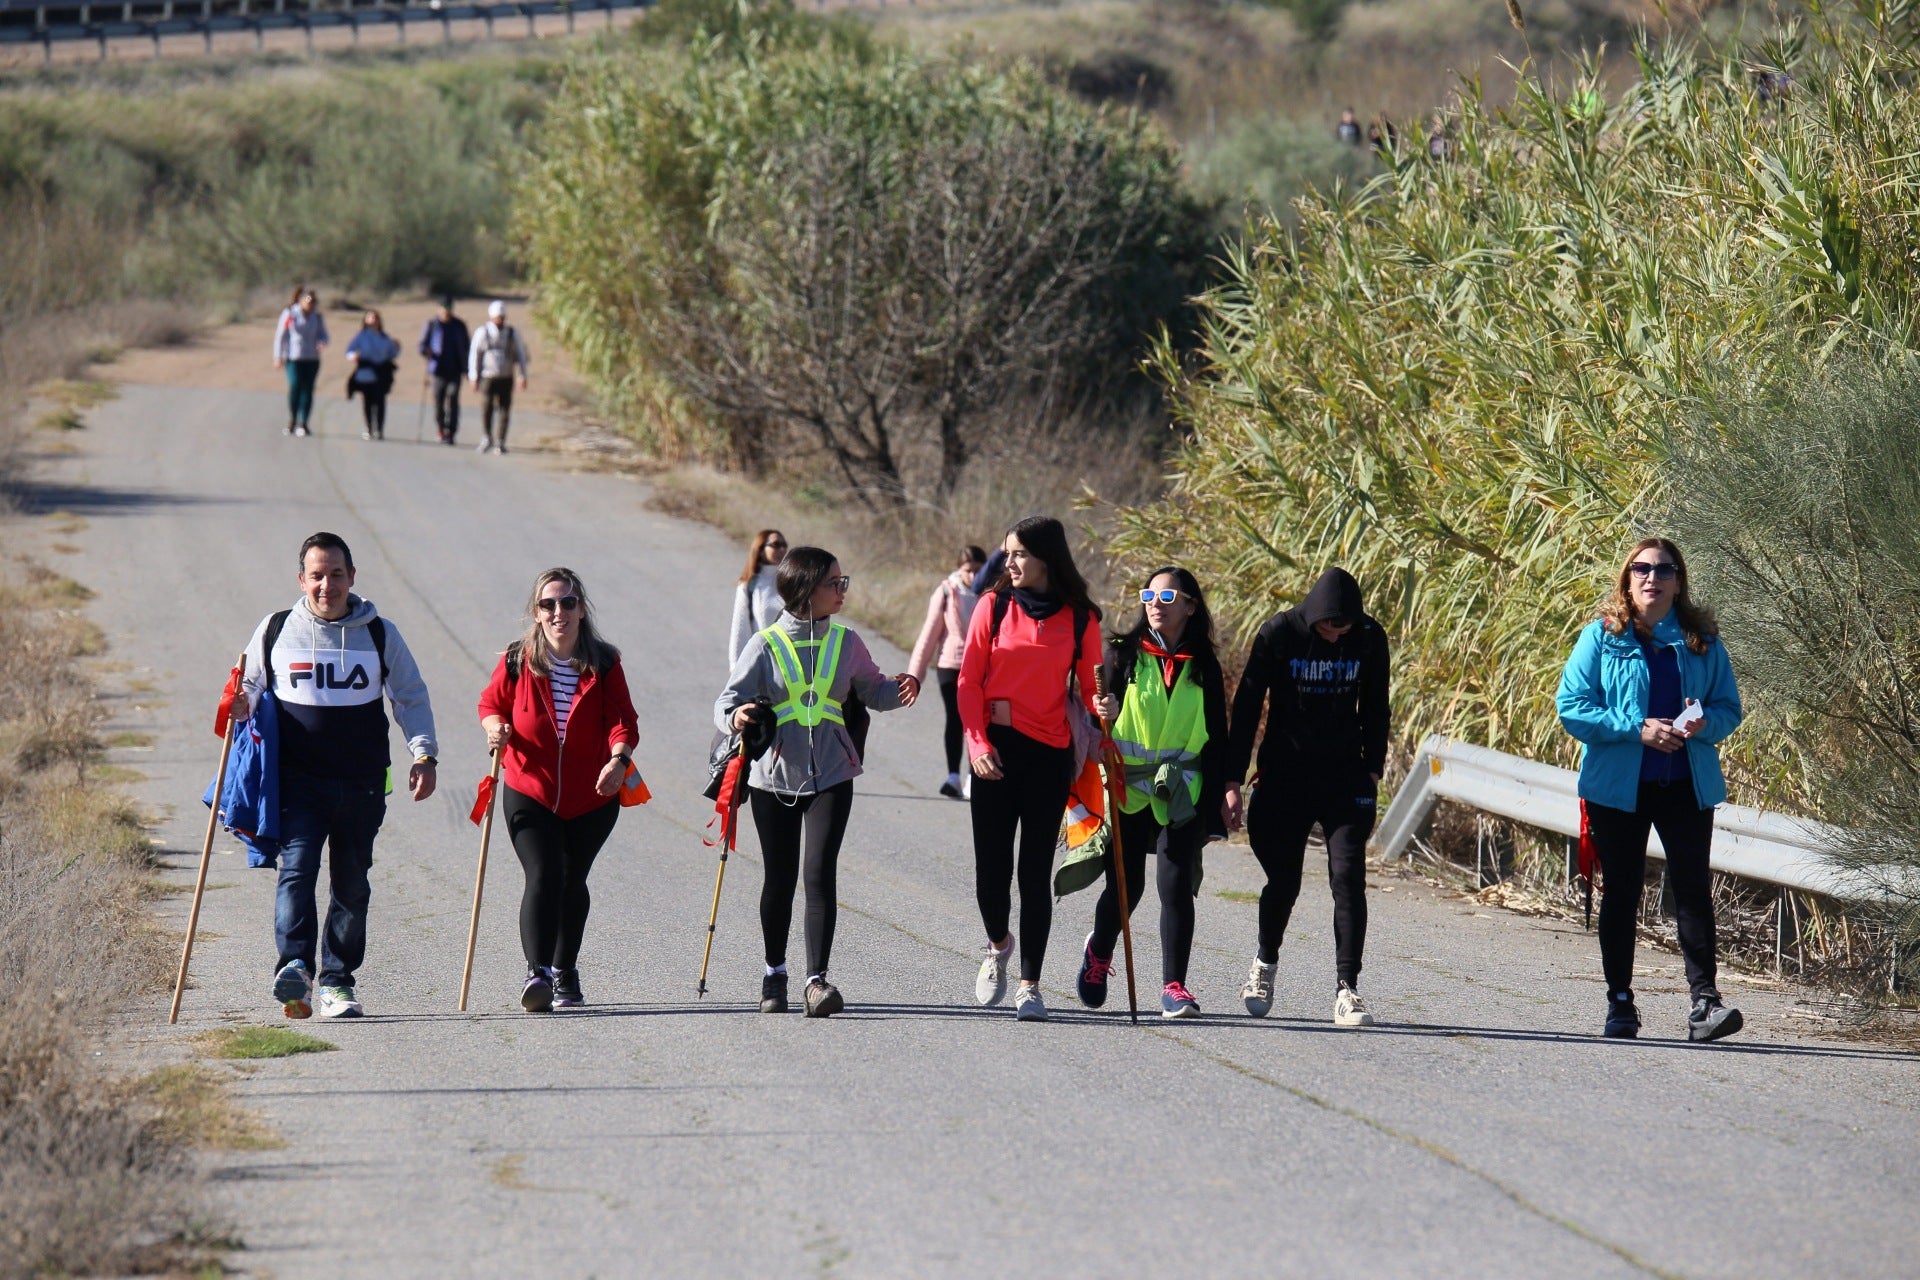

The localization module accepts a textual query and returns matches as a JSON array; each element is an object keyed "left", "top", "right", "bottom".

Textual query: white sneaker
[
  {"left": 317, "top": 985, "right": 364, "bottom": 1019},
  {"left": 1333, "top": 985, "right": 1374, "bottom": 1028},
  {"left": 477, "top": 439, "right": 493, "bottom": 453},
  {"left": 975, "top": 936, "right": 1013, "bottom": 1006},
  {"left": 1014, "top": 986, "right": 1048, "bottom": 1021},
  {"left": 1241, "top": 959, "right": 1276, "bottom": 1018}
]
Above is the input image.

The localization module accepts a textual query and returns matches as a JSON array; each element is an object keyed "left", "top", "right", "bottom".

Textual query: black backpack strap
[
  {"left": 367, "top": 616, "right": 390, "bottom": 686},
  {"left": 260, "top": 609, "right": 292, "bottom": 687},
  {"left": 505, "top": 640, "right": 524, "bottom": 683},
  {"left": 989, "top": 589, "right": 1012, "bottom": 644}
]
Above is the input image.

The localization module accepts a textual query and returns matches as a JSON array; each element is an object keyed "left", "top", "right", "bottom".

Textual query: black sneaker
[
  {"left": 1688, "top": 994, "right": 1743, "bottom": 1043},
  {"left": 521, "top": 967, "right": 554, "bottom": 1013},
  {"left": 804, "top": 978, "right": 844, "bottom": 1018},
  {"left": 552, "top": 967, "right": 584, "bottom": 1008},
  {"left": 760, "top": 973, "right": 789, "bottom": 1014},
  {"left": 1603, "top": 993, "right": 1641, "bottom": 1039},
  {"left": 1075, "top": 932, "right": 1112, "bottom": 1009},
  {"left": 939, "top": 779, "right": 962, "bottom": 799}
]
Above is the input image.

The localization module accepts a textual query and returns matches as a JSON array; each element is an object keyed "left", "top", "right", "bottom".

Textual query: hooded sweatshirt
[
  {"left": 715, "top": 611, "right": 904, "bottom": 796},
  {"left": 242, "top": 595, "right": 438, "bottom": 783},
  {"left": 1225, "top": 567, "right": 1390, "bottom": 783},
  {"left": 274, "top": 307, "right": 329, "bottom": 363}
]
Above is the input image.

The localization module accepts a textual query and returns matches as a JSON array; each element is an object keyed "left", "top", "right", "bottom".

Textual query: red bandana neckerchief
[{"left": 1139, "top": 638, "right": 1193, "bottom": 692}]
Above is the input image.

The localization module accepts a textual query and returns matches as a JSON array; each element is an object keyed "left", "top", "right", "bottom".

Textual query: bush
[
  {"left": 1188, "top": 112, "right": 1376, "bottom": 233},
  {"left": 519, "top": 5, "right": 1211, "bottom": 502},
  {"left": 1117, "top": 6, "right": 1920, "bottom": 792}
]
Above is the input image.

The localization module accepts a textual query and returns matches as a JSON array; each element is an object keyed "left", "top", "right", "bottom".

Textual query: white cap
[{"left": 488, "top": 300, "right": 506, "bottom": 318}]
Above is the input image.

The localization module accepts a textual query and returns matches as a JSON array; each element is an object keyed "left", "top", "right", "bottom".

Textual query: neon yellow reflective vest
[
  {"left": 760, "top": 622, "right": 847, "bottom": 728},
  {"left": 1110, "top": 649, "right": 1209, "bottom": 826}
]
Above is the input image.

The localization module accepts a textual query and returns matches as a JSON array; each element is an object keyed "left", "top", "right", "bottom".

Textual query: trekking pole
[
  {"left": 170, "top": 652, "right": 247, "bottom": 1025},
  {"left": 458, "top": 748, "right": 503, "bottom": 1012},
  {"left": 416, "top": 377, "right": 428, "bottom": 443},
  {"left": 1094, "top": 669, "right": 1140, "bottom": 1025},
  {"left": 697, "top": 741, "right": 748, "bottom": 997}
]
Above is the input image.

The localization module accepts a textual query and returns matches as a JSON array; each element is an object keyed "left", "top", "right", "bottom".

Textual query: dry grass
[
  {"left": 0, "top": 563, "right": 224, "bottom": 1278},
  {"left": 141, "top": 1065, "right": 283, "bottom": 1152}
]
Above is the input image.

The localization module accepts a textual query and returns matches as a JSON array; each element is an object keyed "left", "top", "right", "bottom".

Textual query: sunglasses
[
  {"left": 825, "top": 575, "right": 852, "bottom": 592},
  {"left": 536, "top": 595, "right": 582, "bottom": 614},
  {"left": 1140, "top": 589, "right": 1190, "bottom": 604},
  {"left": 765, "top": 540, "right": 787, "bottom": 550},
  {"left": 1628, "top": 563, "right": 1679, "bottom": 581}
]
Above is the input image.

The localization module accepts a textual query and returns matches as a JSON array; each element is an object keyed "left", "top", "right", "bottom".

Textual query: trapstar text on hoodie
[{"left": 1290, "top": 657, "right": 1363, "bottom": 692}]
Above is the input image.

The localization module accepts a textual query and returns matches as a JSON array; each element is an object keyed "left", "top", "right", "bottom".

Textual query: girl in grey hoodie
[
  {"left": 273, "top": 287, "right": 330, "bottom": 436},
  {"left": 715, "top": 546, "right": 918, "bottom": 1018}
]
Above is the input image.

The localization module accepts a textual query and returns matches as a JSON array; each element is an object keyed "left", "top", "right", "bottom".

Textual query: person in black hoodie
[{"left": 1223, "top": 566, "right": 1390, "bottom": 1027}]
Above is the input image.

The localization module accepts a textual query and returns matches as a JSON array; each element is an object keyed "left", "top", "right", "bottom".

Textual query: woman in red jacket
[
  {"left": 958, "top": 516, "right": 1101, "bottom": 1022},
  {"left": 478, "top": 569, "right": 639, "bottom": 1012}
]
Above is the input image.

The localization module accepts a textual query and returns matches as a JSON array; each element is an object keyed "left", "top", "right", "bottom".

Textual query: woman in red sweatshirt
[
  {"left": 477, "top": 569, "right": 639, "bottom": 1013},
  {"left": 958, "top": 516, "right": 1101, "bottom": 1022}
]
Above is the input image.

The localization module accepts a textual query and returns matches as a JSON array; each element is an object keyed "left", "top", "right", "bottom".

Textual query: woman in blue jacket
[
  {"left": 1556, "top": 538, "right": 1744, "bottom": 1042},
  {"left": 344, "top": 310, "right": 401, "bottom": 441}
]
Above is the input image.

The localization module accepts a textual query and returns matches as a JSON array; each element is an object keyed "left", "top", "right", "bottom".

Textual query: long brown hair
[
  {"left": 514, "top": 568, "right": 619, "bottom": 677},
  {"left": 738, "top": 529, "right": 785, "bottom": 584},
  {"left": 1600, "top": 537, "right": 1718, "bottom": 655}
]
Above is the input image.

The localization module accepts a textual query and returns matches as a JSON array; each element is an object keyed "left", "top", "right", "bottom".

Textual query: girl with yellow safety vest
[
  {"left": 1076, "top": 567, "right": 1229, "bottom": 1018},
  {"left": 715, "top": 547, "right": 919, "bottom": 1018}
]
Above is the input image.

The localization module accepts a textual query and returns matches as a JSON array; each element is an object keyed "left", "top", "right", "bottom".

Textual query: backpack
[{"left": 261, "top": 609, "right": 389, "bottom": 688}]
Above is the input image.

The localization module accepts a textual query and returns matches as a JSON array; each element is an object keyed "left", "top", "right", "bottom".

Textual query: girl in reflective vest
[
  {"left": 714, "top": 546, "right": 919, "bottom": 1018},
  {"left": 1076, "top": 566, "right": 1229, "bottom": 1018}
]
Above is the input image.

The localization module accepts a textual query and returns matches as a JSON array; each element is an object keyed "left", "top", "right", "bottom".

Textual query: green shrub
[
  {"left": 1188, "top": 112, "right": 1375, "bottom": 233},
  {"left": 1117, "top": 5, "right": 1920, "bottom": 799}
]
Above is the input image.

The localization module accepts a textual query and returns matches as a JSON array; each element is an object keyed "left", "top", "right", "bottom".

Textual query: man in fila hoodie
[
  {"left": 1223, "top": 566, "right": 1391, "bottom": 1028},
  {"left": 233, "top": 531, "right": 439, "bottom": 1020}
]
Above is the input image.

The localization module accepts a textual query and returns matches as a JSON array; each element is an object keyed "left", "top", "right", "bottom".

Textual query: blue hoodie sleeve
[{"left": 1557, "top": 621, "right": 1641, "bottom": 744}]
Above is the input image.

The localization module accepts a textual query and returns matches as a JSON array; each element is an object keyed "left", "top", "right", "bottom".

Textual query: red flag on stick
[
  {"left": 212, "top": 663, "right": 244, "bottom": 739},
  {"left": 469, "top": 774, "right": 497, "bottom": 826}
]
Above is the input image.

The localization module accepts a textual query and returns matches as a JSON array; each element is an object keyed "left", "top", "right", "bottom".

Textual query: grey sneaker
[
  {"left": 273, "top": 959, "right": 313, "bottom": 1020},
  {"left": 975, "top": 936, "right": 1013, "bottom": 1007},
  {"left": 1241, "top": 959, "right": 1276, "bottom": 1018},
  {"left": 1333, "top": 984, "right": 1374, "bottom": 1028},
  {"left": 1688, "top": 994, "right": 1743, "bottom": 1043},
  {"left": 804, "top": 978, "right": 844, "bottom": 1018},
  {"left": 1014, "top": 985, "right": 1049, "bottom": 1022},
  {"left": 316, "top": 985, "right": 363, "bottom": 1019}
]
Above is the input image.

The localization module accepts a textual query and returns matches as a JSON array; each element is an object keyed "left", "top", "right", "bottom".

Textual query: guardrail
[
  {"left": 1370, "top": 734, "right": 1903, "bottom": 902},
  {"left": 0, "top": 0, "right": 651, "bottom": 58}
]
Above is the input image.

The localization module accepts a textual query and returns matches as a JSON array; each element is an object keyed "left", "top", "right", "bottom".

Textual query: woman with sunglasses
[
  {"left": 1074, "top": 568, "right": 1229, "bottom": 1018},
  {"left": 1222, "top": 566, "right": 1390, "bottom": 1027},
  {"left": 729, "top": 530, "right": 789, "bottom": 667},
  {"left": 478, "top": 570, "right": 639, "bottom": 1012},
  {"left": 1556, "top": 538, "right": 1744, "bottom": 1042},
  {"left": 959, "top": 516, "right": 1102, "bottom": 1022},
  {"left": 908, "top": 544, "right": 988, "bottom": 799},
  {"left": 716, "top": 547, "right": 919, "bottom": 1018}
]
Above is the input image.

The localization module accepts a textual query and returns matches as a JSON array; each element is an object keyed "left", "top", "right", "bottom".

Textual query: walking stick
[
  {"left": 697, "top": 742, "right": 749, "bottom": 997},
  {"left": 170, "top": 652, "right": 247, "bottom": 1025},
  {"left": 1094, "top": 669, "right": 1140, "bottom": 1025},
  {"left": 458, "top": 748, "right": 503, "bottom": 1012},
  {"left": 416, "top": 376, "right": 428, "bottom": 443}
]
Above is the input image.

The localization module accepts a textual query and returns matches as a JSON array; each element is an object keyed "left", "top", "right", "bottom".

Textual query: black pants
[
  {"left": 1090, "top": 807, "right": 1205, "bottom": 985},
  {"left": 1246, "top": 769, "right": 1378, "bottom": 987},
  {"left": 1587, "top": 782, "right": 1719, "bottom": 1000},
  {"left": 750, "top": 781, "right": 854, "bottom": 977},
  {"left": 432, "top": 375, "right": 462, "bottom": 440},
  {"left": 359, "top": 392, "right": 388, "bottom": 437},
  {"left": 502, "top": 785, "right": 620, "bottom": 971},
  {"left": 937, "top": 668, "right": 963, "bottom": 774},
  {"left": 481, "top": 375, "right": 514, "bottom": 445},
  {"left": 970, "top": 724, "right": 1074, "bottom": 981}
]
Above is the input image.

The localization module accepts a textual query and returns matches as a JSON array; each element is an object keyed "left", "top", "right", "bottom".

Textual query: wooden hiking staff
[
  {"left": 171, "top": 652, "right": 247, "bottom": 1025},
  {"left": 458, "top": 748, "right": 504, "bottom": 1012},
  {"left": 1093, "top": 669, "right": 1140, "bottom": 1025}
]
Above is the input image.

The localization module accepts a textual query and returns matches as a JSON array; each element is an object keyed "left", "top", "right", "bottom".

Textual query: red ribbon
[
  {"left": 704, "top": 755, "right": 747, "bottom": 850},
  {"left": 213, "top": 664, "right": 244, "bottom": 739},
  {"left": 469, "top": 774, "right": 497, "bottom": 826}
]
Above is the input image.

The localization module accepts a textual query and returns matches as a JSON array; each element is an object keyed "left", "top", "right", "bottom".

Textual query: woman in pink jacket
[{"left": 907, "top": 545, "right": 986, "bottom": 798}]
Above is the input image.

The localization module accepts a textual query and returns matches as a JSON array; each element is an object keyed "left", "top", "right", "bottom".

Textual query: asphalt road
[{"left": 28, "top": 381, "right": 1920, "bottom": 1278}]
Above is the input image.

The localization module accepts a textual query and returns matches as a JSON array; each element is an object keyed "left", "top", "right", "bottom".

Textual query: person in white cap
[{"left": 468, "top": 299, "right": 531, "bottom": 455}]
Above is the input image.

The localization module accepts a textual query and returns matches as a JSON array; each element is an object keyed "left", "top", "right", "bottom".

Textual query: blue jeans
[{"left": 275, "top": 771, "right": 386, "bottom": 987}]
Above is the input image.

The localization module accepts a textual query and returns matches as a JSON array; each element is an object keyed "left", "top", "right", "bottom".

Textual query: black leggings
[
  {"left": 970, "top": 724, "right": 1074, "bottom": 982},
  {"left": 1587, "top": 782, "right": 1718, "bottom": 1000},
  {"left": 937, "top": 668, "right": 963, "bottom": 775},
  {"left": 750, "top": 781, "right": 854, "bottom": 977},
  {"left": 360, "top": 392, "right": 388, "bottom": 437},
  {"left": 1090, "top": 807, "right": 1205, "bottom": 985},
  {"left": 1246, "top": 771, "right": 1378, "bottom": 987},
  {"left": 502, "top": 784, "right": 620, "bottom": 971}
]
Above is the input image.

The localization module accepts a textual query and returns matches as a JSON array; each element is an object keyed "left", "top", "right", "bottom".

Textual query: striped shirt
[{"left": 550, "top": 664, "right": 579, "bottom": 740}]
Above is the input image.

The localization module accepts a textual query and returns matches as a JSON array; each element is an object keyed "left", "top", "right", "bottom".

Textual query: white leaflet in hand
[{"left": 1672, "top": 700, "right": 1704, "bottom": 734}]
